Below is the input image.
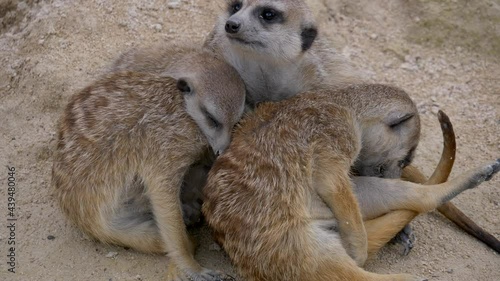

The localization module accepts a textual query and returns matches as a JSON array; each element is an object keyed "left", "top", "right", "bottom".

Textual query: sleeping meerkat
[
  {"left": 203, "top": 0, "right": 360, "bottom": 106},
  {"left": 203, "top": 0, "right": 499, "bottom": 253},
  {"left": 202, "top": 84, "right": 500, "bottom": 281},
  {"left": 52, "top": 52, "right": 246, "bottom": 281},
  {"left": 110, "top": 44, "right": 233, "bottom": 227}
]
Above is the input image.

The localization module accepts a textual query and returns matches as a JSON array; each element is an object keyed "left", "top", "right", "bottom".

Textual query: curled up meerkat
[
  {"left": 52, "top": 51, "right": 246, "bottom": 281},
  {"left": 203, "top": 0, "right": 499, "bottom": 252},
  {"left": 202, "top": 84, "right": 500, "bottom": 281}
]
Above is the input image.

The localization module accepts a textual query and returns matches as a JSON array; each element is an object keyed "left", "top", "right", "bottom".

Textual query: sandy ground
[{"left": 0, "top": 0, "right": 499, "bottom": 280}]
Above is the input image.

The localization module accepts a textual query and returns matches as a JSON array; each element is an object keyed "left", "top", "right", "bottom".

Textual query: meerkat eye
[
  {"left": 230, "top": 2, "right": 242, "bottom": 14},
  {"left": 398, "top": 147, "right": 416, "bottom": 168},
  {"left": 377, "top": 165, "right": 386, "bottom": 176},
  {"left": 206, "top": 114, "right": 222, "bottom": 129},
  {"left": 201, "top": 106, "right": 222, "bottom": 129},
  {"left": 260, "top": 9, "right": 279, "bottom": 22}
]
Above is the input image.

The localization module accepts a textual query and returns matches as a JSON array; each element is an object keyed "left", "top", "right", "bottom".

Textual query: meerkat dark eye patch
[
  {"left": 177, "top": 79, "right": 192, "bottom": 94},
  {"left": 256, "top": 7, "right": 284, "bottom": 24},
  {"left": 201, "top": 106, "right": 222, "bottom": 129},
  {"left": 387, "top": 113, "right": 414, "bottom": 128},
  {"left": 398, "top": 146, "right": 416, "bottom": 168},
  {"left": 301, "top": 26, "right": 318, "bottom": 52},
  {"left": 228, "top": 1, "right": 242, "bottom": 15}
]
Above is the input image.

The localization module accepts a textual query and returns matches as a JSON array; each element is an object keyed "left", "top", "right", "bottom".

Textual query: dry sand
[{"left": 0, "top": 0, "right": 499, "bottom": 280}]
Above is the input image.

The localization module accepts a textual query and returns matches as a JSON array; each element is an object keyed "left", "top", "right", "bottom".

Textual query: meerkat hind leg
[
  {"left": 314, "top": 156, "right": 368, "bottom": 266},
  {"left": 355, "top": 159, "right": 499, "bottom": 257},
  {"left": 354, "top": 159, "right": 500, "bottom": 220}
]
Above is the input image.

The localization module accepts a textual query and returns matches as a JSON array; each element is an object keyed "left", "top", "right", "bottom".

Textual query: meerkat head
[
  {"left": 217, "top": 0, "right": 318, "bottom": 61},
  {"left": 173, "top": 54, "right": 246, "bottom": 156},
  {"left": 353, "top": 110, "right": 421, "bottom": 179}
]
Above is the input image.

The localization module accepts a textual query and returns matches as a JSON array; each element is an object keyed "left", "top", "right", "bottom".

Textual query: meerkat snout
[{"left": 225, "top": 19, "right": 241, "bottom": 34}]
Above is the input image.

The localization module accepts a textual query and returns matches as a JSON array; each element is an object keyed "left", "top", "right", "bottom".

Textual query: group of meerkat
[{"left": 52, "top": 0, "right": 499, "bottom": 281}]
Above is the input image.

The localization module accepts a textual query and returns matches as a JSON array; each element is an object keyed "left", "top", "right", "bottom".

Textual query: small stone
[
  {"left": 400, "top": 62, "right": 418, "bottom": 71},
  {"left": 446, "top": 269, "right": 454, "bottom": 274},
  {"left": 135, "top": 275, "right": 142, "bottom": 280},
  {"left": 167, "top": 0, "right": 181, "bottom": 9},
  {"left": 369, "top": 33, "right": 378, "bottom": 40},
  {"left": 106, "top": 251, "right": 118, "bottom": 259},
  {"left": 431, "top": 105, "right": 440, "bottom": 115},
  {"left": 151, "top": 24, "right": 162, "bottom": 31},
  {"left": 47, "top": 235, "right": 56, "bottom": 240}
]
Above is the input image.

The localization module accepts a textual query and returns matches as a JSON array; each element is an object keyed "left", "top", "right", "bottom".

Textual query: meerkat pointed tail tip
[
  {"left": 432, "top": 111, "right": 500, "bottom": 254},
  {"left": 427, "top": 110, "right": 456, "bottom": 184}
]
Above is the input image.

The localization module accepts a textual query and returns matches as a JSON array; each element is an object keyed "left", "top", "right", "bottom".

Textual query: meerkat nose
[{"left": 225, "top": 20, "right": 241, "bottom": 34}]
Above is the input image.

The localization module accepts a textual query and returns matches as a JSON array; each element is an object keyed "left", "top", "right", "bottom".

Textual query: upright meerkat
[
  {"left": 52, "top": 51, "right": 246, "bottom": 281},
  {"left": 203, "top": 84, "right": 499, "bottom": 281},
  {"left": 203, "top": 0, "right": 359, "bottom": 106},
  {"left": 203, "top": 0, "right": 499, "bottom": 252}
]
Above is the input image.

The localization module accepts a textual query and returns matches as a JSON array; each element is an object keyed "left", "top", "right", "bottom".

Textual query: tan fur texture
[
  {"left": 52, "top": 52, "right": 246, "bottom": 281},
  {"left": 202, "top": 0, "right": 498, "bottom": 253},
  {"left": 203, "top": 84, "right": 499, "bottom": 281}
]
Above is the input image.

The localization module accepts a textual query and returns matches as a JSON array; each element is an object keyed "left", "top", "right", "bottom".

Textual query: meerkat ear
[
  {"left": 301, "top": 25, "right": 318, "bottom": 52},
  {"left": 177, "top": 78, "right": 193, "bottom": 94},
  {"left": 386, "top": 112, "right": 415, "bottom": 128}
]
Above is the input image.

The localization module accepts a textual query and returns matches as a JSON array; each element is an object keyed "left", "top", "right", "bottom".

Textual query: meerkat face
[
  {"left": 353, "top": 112, "right": 420, "bottom": 178},
  {"left": 176, "top": 71, "right": 246, "bottom": 156},
  {"left": 218, "top": 0, "right": 318, "bottom": 61}
]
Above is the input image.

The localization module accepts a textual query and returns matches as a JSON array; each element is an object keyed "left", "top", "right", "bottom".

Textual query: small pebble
[
  {"left": 151, "top": 23, "right": 162, "bottom": 31},
  {"left": 47, "top": 235, "right": 55, "bottom": 240},
  {"left": 167, "top": 0, "right": 181, "bottom": 9},
  {"left": 106, "top": 251, "right": 118, "bottom": 259}
]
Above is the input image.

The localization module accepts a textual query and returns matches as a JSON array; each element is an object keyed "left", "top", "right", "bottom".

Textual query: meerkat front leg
[
  {"left": 313, "top": 156, "right": 368, "bottom": 266},
  {"left": 144, "top": 169, "right": 227, "bottom": 281}
]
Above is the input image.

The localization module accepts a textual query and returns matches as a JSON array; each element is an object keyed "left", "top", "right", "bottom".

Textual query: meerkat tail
[
  {"left": 401, "top": 110, "right": 455, "bottom": 184},
  {"left": 427, "top": 110, "right": 456, "bottom": 183},
  {"left": 365, "top": 110, "right": 458, "bottom": 257},
  {"left": 405, "top": 111, "right": 500, "bottom": 253}
]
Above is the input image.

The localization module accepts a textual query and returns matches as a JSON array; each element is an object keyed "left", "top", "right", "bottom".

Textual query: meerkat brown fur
[
  {"left": 52, "top": 52, "right": 246, "bottom": 281},
  {"left": 203, "top": 84, "right": 500, "bottom": 281},
  {"left": 203, "top": 0, "right": 499, "bottom": 252}
]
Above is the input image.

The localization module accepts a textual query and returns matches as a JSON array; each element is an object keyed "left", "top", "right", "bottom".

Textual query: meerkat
[
  {"left": 109, "top": 43, "right": 233, "bottom": 227},
  {"left": 52, "top": 51, "right": 246, "bottom": 281},
  {"left": 202, "top": 84, "right": 499, "bottom": 281},
  {"left": 203, "top": 0, "right": 360, "bottom": 106},
  {"left": 203, "top": 0, "right": 499, "bottom": 252},
  {"left": 361, "top": 109, "right": 457, "bottom": 256}
]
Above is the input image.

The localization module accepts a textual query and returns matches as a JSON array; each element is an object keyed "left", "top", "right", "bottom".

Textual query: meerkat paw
[
  {"left": 391, "top": 224, "right": 416, "bottom": 256},
  {"left": 167, "top": 263, "right": 235, "bottom": 281},
  {"left": 483, "top": 159, "right": 500, "bottom": 182},
  {"left": 468, "top": 159, "right": 500, "bottom": 185},
  {"left": 181, "top": 201, "right": 203, "bottom": 227}
]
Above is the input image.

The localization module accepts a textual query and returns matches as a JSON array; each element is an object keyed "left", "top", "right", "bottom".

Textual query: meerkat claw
[{"left": 392, "top": 224, "right": 416, "bottom": 255}]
